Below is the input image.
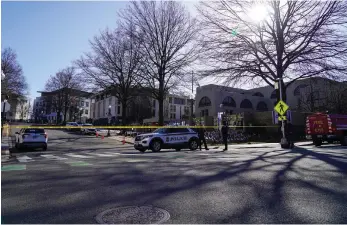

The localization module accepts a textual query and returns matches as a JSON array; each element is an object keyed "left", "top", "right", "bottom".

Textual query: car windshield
[
  {"left": 152, "top": 128, "right": 167, "bottom": 134},
  {"left": 24, "top": 129, "right": 45, "bottom": 134}
]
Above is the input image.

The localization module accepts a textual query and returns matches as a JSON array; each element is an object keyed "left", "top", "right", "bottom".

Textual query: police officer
[
  {"left": 198, "top": 123, "right": 209, "bottom": 151},
  {"left": 221, "top": 121, "right": 229, "bottom": 151}
]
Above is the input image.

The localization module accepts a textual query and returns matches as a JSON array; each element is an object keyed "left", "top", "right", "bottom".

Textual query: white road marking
[
  {"left": 86, "top": 152, "right": 118, "bottom": 157},
  {"left": 17, "top": 156, "right": 33, "bottom": 163},
  {"left": 65, "top": 153, "right": 93, "bottom": 159},
  {"left": 41, "top": 154, "right": 68, "bottom": 160}
]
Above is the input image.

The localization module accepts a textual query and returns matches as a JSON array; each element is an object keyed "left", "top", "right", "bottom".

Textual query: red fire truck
[{"left": 306, "top": 113, "right": 347, "bottom": 146}]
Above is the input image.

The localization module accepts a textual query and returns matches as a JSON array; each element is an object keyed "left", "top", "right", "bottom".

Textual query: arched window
[
  {"left": 253, "top": 92, "right": 264, "bottom": 97},
  {"left": 222, "top": 96, "right": 236, "bottom": 107},
  {"left": 293, "top": 84, "right": 309, "bottom": 96},
  {"left": 198, "top": 96, "right": 211, "bottom": 107},
  {"left": 240, "top": 99, "right": 253, "bottom": 109},
  {"left": 270, "top": 90, "right": 277, "bottom": 99},
  {"left": 256, "top": 101, "right": 268, "bottom": 111}
]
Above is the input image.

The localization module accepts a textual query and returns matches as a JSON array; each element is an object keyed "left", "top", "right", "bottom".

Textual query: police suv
[{"left": 134, "top": 127, "right": 199, "bottom": 152}]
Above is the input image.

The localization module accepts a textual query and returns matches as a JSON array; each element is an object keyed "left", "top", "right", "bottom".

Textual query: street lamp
[
  {"left": 277, "top": 78, "right": 288, "bottom": 148},
  {"left": 107, "top": 105, "right": 111, "bottom": 137}
]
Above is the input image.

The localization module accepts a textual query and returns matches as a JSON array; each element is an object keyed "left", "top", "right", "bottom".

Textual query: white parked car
[
  {"left": 81, "top": 124, "right": 97, "bottom": 135},
  {"left": 15, "top": 128, "right": 48, "bottom": 150},
  {"left": 134, "top": 127, "right": 199, "bottom": 152}
]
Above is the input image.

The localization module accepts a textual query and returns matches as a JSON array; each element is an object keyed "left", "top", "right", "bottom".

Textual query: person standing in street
[
  {"left": 221, "top": 121, "right": 229, "bottom": 151},
  {"left": 198, "top": 123, "right": 209, "bottom": 151}
]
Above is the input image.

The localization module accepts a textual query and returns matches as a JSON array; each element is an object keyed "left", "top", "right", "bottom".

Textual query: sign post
[{"left": 274, "top": 92, "right": 290, "bottom": 148}]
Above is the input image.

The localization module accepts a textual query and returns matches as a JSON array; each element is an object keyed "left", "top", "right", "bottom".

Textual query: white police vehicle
[{"left": 134, "top": 127, "right": 199, "bottom": 152}]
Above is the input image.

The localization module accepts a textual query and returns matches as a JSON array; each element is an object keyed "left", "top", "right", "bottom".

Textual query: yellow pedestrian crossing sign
[
  {"left": 278, "top": 115, "right": 287, "bottom": 121},
  {"left": 274, "top": 100, "right": 289, "bottom": 116}
]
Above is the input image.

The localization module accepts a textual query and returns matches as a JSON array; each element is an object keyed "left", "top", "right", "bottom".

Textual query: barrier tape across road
[{"left": 5, "top": 125, "right": 280, "bottom": 129}]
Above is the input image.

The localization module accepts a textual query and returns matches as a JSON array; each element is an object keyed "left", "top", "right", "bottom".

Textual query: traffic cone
[
  {"left": 96, "top": 132, "right": 99, "bottom": 137},
  {"left": 102, "top": 135, "right": 104, "bottom": 140},
  {"left": 122, "top": 136, "right": 126, "bottom": 145}
]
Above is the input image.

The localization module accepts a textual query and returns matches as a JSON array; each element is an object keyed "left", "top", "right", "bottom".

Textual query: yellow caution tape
[{"left": 8, "top": 125, "right": 280, "bottom": 129}]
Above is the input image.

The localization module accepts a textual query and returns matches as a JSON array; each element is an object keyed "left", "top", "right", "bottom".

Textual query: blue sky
[{"left": 2, "top": 1, "right": 129, "bottom": 101}]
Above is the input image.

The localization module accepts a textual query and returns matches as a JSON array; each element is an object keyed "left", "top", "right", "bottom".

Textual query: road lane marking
[
  {"left": 65, "top": 153, "right": 93, "bottom": 159},
  {"left": 17, "top": 156, "right": 33, "bottom": 163},
  {"left": 86, "top": 152, "right": 118, "bottom": 157},
  {"left": 2, "top": 165, "right": 26, "bottom": 171},
  {"left": 41, "top": 154, "right": 68, "bottom": 160},
  {"left": 66, "top": 161, "right": 92, "bottom": 166}
]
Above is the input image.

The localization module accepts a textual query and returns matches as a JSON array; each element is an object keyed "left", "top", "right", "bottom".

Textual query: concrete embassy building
[{"left": 195, "top": 77, "right": 347, "bottom": 125}]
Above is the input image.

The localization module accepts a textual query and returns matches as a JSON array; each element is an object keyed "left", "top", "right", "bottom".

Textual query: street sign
[
  {"left": 1, "top": 102, "right": 11, "bottom": 112},
  {"left": 274, "top": 100, "right": 289, "bottom": 116},
  {"left": 272, "top": 110, "right": 292, "bottom": 124},
  {"left": 278, "top": 115, "right": 287, "bottom": 121}
]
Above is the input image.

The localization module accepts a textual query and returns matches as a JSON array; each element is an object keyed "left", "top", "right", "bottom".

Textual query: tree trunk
[
  {"left": 158, "top": 96, "right": 164, "bottom": 126},
  {"left": 121, "top": 100, "right": 127, "bottom": 126}
]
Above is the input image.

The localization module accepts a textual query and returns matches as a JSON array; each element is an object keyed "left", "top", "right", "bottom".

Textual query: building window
[
  {"left": 169, "top": 97, "right": 172, "bottom": 103},
  {"left": 201, "top": 109, "right": 208, "bottom": 116},
  {"left": 170, "top": 113, "right": 176, "bottom": 119},
  {"left": 152, "top": 109, "right": 155, "bottom": 117},
  {"left": 117, "top": 106, "right": 121, "bottom": 115},
  {"left": 81, "top": 101, "right": 84, "bottom": 106},
  {"left": 198, "top": 96, "right": 212, "bottom": 107},
  {"left": 86, "top": 102, "right": 89, "bottom": 107},
  {"left": 222, "top": 96, "right": 236, "bottom": 107},
  {"left": 256, "top": 101, "right": 268, "bottom": 111},
  {"left": 85, "top": 109, "right": 88, "bottom": 114},
  {"left": 240, "top": 99, "right": 253, "bottom": 109},
  {"left": 170, "top": 105, "right": 176, "bottom": 112},
  {"left": 174, "top": 98, "right": 185, "bottom": 105},
  {"left": 118, "top": 99, "right": 120, "bottom": 105},
  {"left": 109, "top": 98, "right": 112, "bottom": 105}
]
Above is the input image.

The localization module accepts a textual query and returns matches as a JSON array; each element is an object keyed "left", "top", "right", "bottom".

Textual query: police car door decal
[{"left": 169, "top": 135, "right": 188, "bottom": 143}]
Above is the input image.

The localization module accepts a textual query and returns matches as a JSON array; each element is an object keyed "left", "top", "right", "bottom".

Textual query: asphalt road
[{"left": 1, "top": 129, "right": 347, "bottom": 224}]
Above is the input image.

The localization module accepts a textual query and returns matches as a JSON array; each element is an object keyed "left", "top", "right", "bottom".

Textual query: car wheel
[
  {"left": 138, "top": 149, "right": 146, "bottom": 153},
  {"left": 150, "top": 140, "right": 162, "bottom": 152},
  {"left": 189, "top": 138, "right": 199, "bottom": 151},
  {"left": 175, "top": 149, "right": 181, "bottom": 151},
  {"left": 43, "top": 144, "right": 47, "bottom": 151},
  {"left": 328, "top": 140, "right": 333, "bottom": 144},
  {"left": 341, "top": 135, "right": 347, "bottom": 146}
]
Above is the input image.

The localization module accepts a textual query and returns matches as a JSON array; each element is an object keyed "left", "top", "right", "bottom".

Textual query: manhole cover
[{"left": 95, "top": 205, "right": 170, "bottom": 224}]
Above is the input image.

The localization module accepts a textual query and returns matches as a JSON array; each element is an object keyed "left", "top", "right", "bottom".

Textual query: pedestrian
[
  {"left": 198, "top": 122, "right": 209, "bottom": 151},
  {"left": 221, "top": 121, "right": 229, "bottom": 151}
]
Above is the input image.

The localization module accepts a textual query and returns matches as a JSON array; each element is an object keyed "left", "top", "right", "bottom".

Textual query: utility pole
[{"left": 278, "top": 78, "right": 288, "bottom": 148}]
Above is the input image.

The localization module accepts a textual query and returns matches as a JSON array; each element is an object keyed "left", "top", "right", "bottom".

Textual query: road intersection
[{"left": 2, "top": 129, "right": 347, "bottom": 224}]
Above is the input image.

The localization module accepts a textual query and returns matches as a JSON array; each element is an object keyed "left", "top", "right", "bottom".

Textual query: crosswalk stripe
[
  {"left": 65, "top": 153, "right": 93, "bottom": 159},
  {"left": 85, "top": 152, "right": 118, "bottom": 157},
  {"left": 41, "top": 154, "right": 68, "bottom": 160},
  {"left": 17, "top": 156, "right": 33, "bottom": 163}
]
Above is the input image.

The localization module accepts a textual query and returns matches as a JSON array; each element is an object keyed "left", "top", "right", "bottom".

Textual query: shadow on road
[{"left": 2, "top": 146, "right": 347, "bottom": 224}]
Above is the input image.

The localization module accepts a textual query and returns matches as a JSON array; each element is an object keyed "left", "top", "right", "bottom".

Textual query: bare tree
[
  {"left": 45, "top": 67, "right": 82, "bottom": 123},
  {"left": 119, "top": 1, "right": 200, "bottom": 125},
  {"left": 197, "top": 1, "right": 347, "bottom": 101},
  {"left": 75, "top": 26, "right": 142, "bottom": 125},
  {"left": 128, "top": 95, "right": 153, "bottom": 123},
  {"left": 1, "top": 48, "right": 28, "bottom": 98},
  {"left": 295, "top": 79, "right": 347, "bottom": 113}
]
